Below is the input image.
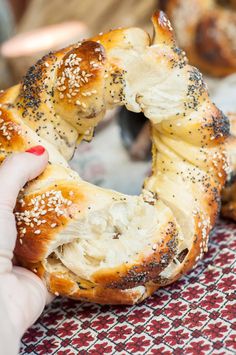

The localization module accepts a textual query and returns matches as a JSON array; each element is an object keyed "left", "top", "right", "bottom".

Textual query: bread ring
[
  {"left": 0, "top": 11, "right": 229, "bottom": 304},
  {"left": 160, "top": 0, "right": 236, "bottom": 77}
]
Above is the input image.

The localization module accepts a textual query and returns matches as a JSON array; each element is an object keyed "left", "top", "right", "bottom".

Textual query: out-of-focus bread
[{"left": 160, "top": 0, "right": 236, "bottom": 77}]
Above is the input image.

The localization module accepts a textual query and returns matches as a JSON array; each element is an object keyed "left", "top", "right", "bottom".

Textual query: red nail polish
[{"left": 26, "top": 145, "right": 45, "bottom": 156}]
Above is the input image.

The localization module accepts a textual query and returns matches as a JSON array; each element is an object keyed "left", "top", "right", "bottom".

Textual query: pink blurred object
[{"left": 1, "top": 21, "right": 88, "bottom": 82}]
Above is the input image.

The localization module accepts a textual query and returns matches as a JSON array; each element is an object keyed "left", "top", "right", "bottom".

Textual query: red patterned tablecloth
[{"left": 19, "top": 219, "right": 236, "bottom": 355}]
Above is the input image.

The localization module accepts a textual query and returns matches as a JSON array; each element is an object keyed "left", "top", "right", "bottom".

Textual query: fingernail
[{"left": 26, "top": 145, "right": 45, "bottom": 156}]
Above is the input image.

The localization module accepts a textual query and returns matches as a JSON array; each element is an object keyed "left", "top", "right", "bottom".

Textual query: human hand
[{"left": 0, "top": 146, "right": 52, "bottom": 354}]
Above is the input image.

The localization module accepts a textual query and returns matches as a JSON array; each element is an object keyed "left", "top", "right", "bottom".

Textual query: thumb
[
  {"left": 0, "top": 147, "right": 53, "bottom": 339},
  {"left": 0, "top": 146, "right": 48, "bottom": 269},
  {"left": 0, "top": 267, "right": 50, "bottom": 337},
  {"left": 0, "top": 146, "right": 48, "bottom": 210}
]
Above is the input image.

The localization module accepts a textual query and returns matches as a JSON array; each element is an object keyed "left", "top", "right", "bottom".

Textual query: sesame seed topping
[
  {"left": 15, "top": 190, "right": 73, "bottom": 237},
  {"left": 56, "top": 51, "right": 95, "bottom": 100},
  {"left": 0, "top": 116, "right": 22, "bottom": 141}
]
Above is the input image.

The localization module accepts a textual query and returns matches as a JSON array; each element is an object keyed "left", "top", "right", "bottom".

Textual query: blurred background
[{"left": 0, "top": 0, "right": 235, "bottom": 194}]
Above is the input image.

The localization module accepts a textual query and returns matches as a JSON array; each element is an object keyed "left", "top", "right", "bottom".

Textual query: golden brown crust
[
  {"left": 54, "top": 41, "right": 107, "bottom": 139},
  {"left": 92, "top": 220, "right": 179, "bottom": 289},
  {"left": 0, "top": 11, "right": 229, "bottom": 304},
  {"left": 0, "top": 104, "right": 25, "bottom": 154},
  {"left": 14, "top": 181, "right": 84, "bottom": 262},
  {"left": 152, "top": 10, "right": 175, "bottom": 45},
  {"left": 49, "top": 273, "right": 146, "bottom": 305}
]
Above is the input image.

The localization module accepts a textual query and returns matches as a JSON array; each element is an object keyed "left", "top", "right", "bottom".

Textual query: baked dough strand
[{"left": 0, "top": 11, "right": 229, "bottom": 304}]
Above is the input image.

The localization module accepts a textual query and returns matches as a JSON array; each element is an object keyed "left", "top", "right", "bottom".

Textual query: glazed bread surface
[{"left": 0, "top": 11, "right": 229, "bottom": 304}]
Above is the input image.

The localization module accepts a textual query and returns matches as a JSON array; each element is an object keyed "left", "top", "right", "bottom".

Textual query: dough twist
[
  {"left": 160, "top": 0, "right": 236, "bottom": 77},
  {"left": 0, "top": 12, "right": 229, "bottom": 304}
]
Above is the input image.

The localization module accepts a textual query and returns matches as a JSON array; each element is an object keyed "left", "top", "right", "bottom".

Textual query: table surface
[
  {"left": 19, "top": 219, "right": 236, "bottom": 355},
  {"left": 20, "top": 113, "right": 236, "bottom": 355}
]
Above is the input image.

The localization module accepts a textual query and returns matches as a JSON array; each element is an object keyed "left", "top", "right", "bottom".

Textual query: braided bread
[
  {"left": 0, "top": 11, "right": 229, "bottom": 304},
  {"left": 160, "top": 0, "right": 236, "bottom": 77}
]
